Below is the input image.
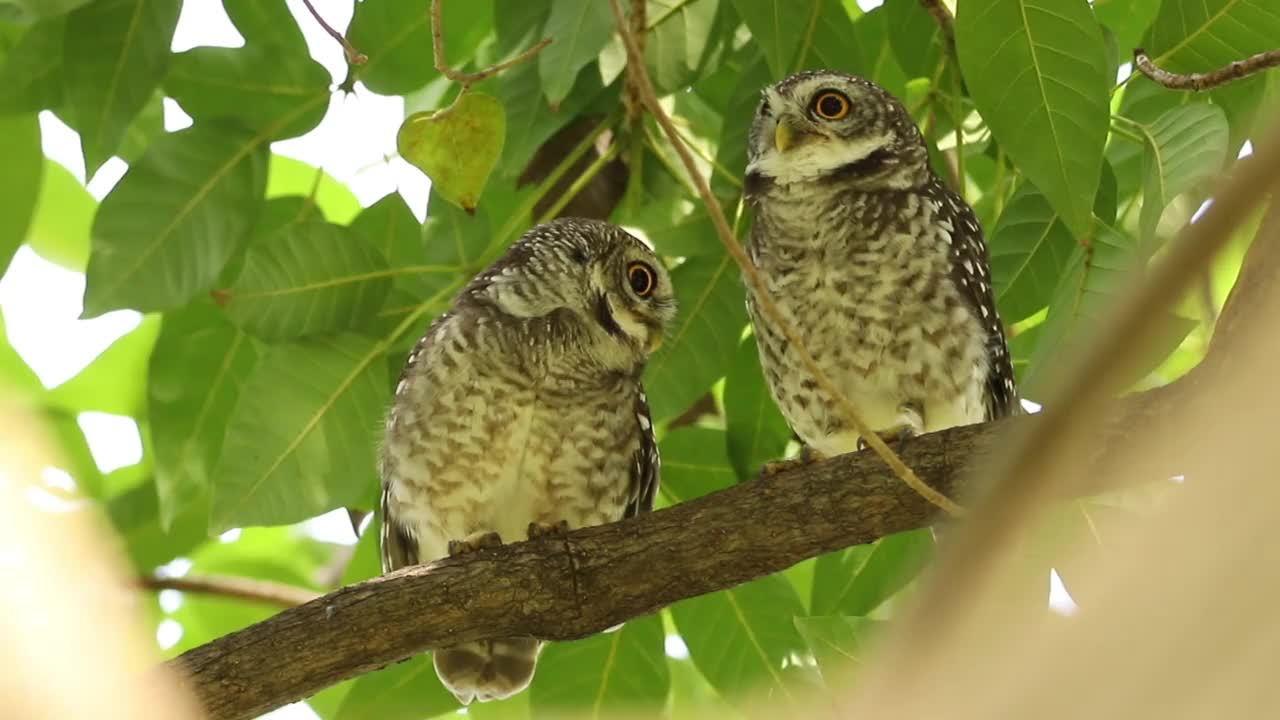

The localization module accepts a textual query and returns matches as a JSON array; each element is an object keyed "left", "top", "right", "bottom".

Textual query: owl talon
[
  {"left": 527, "top": 520, "right": 570, "bottom": 540},
  {"left": 857, "top": 425, "right": 917, "bottom": 454},
  {"left": 448, "top": 531, "right": 503, "bottom": 556},
  {"left": 760, "top": 446, "right": 823, "bottom": 477}
]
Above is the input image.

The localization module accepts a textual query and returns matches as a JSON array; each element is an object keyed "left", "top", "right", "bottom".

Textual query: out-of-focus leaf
[
  {"left": 335, "top": 656, "right": 459, "bottom": 720},
  {"left": 730, "top": 0, "right": 809, "bottom": 79},
  {"left": 538, "top": 0, "right": 613, "bottom": 106},
  {"left": 83, "top": 123, "right": 269, "bottom": 317},
  {"left": 885, "top": 0, "right": 947, "bottom": 80},
  {"left": 530, "top": 615, "right": 669, "bottom": 714},
  {"left": 150, "top": 301, "right": 257, "bottom": 530},
  {"left": 829, "top": 528, "right": 934, "bottom": 616},
  {"left": 646, "top": 0, "right": 721, "bottom": 93},
  {"left": 711, "top": 54, "right": 769, "bottom": 204},
  {"left": 810, "top": 544, "right": 872, "bottom": 615},
  {"left": 226, "top": 222, "right": 392, "bottom": 341},
  {"left": 796, "top": 0, "right": 861, "bottom": 75},
  {"left": 63, "top": 0, "right": 181, "bottom": 176},
  {"left": 211, "top": 333, "right": 389, "bottom": 531},
  {"left": 724, "top": 336, "right": 790, "bottom": 481},
  {"left": 0, "top": 16, "right": 62, "bottom": 112},
  {"left": 955, "top": 0, "right": 1110, "bottom": 239},
  {"left": 115, "top": 90, "right": 165, "bottom": 164},
  {"left": 490, "top": 60, "right": 606, "bottom": 179},
  {"left": 1094, "top": 0, "right": 1160, "bottom": 54},
  {"left": 26, "top": 159, "right": 95, "bottom": 271},
  {"left": 0, "top": 112, "right": 41, "bottom": 276},
  {"left": 1138, "top": 104, "right": 1228, "bottom": 243},
  {"left": 0, "top": 306, "right": 42, "bottom": 395},
  {"left": 105, "top": 481, "right": 208, "bottom": 572},
  {"left": 48, "top": 315, "right": 161, "bottom": 417},
  {"left": 671, "top": 575, "right": 815, "bottom": 701},
  {"left": 165, "top": 45, "right": 331, "bottom": 140},
  {"left": 399, "top": 92, "right": 505, "bottom": 212},
  {"left": 793, "top": 615, "right": 884, "bottom": 682},
  {"left": 657, "top": 426, "right": 737, "bottom": 505},
  {"left": 643, "top": 252, "right": 748, "bottom": 424},
  {"left": 266, "top": 155, "right": 361, "bottom": 225}
]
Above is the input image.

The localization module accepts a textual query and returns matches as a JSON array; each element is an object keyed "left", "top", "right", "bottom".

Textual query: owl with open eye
[
  {"left": 379, "top": 218, "right": 676, "bottom": 704},
  {"left": 743, "top": 70, "right": 1018, "bottom": 466}
]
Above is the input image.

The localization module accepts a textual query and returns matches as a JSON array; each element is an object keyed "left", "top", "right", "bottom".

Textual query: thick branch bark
[{"left": 171, "top": 392, "right": 1172, "bottom": 720}]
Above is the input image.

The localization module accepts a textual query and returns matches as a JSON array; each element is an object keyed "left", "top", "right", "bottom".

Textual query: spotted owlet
[
  {"left": 743, "top": 70, "right": 1018, "bottom": 462},
  {"left": 380, "top": 218, "right": 675, "bottom": 704}
]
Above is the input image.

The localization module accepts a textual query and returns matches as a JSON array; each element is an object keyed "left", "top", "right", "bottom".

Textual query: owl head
[
  {"left": 745, "top": 70, "right": 929, "bottom": 191},
  {"left": 474, "top": 218, "right": 676, "bottom": 366}
]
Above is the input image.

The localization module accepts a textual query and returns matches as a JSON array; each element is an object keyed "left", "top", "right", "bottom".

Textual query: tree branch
[
  {"left": 1133, "top": 47, "right": 1280, "bottom": 91},
  {"left": 431, "top": 0, "right": 551, "bottom": 89},
  {"left": 171, "top": 389, "right": 1177, "bottom": 720},
  {"left": 298, "top": 0, "right": 366, "bottom": 66},
  {"left": 918, "top": 0, "right": 956, "bottom": 54},
  {"left": 605, "top": 0, "right": 961, "bottom": 516},
  {"left": 139, "top": 574, "right": 320, "bottom": 609}
]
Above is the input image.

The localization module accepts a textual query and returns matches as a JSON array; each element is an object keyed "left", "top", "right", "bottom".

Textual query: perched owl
[
  {"left": 743, "top": 70, "right": 1018, "bottom": 463},
  {"left": 380, "top": 218, "right": 675, "bottom": 704}
]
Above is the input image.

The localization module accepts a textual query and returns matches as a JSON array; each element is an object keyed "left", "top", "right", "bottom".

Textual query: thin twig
[
  {"left": 918, "top": 0, "right": 956, "bottom": 53},
  {"left": 431, "top": 0, "right": 551, "bottom": 89},
  {"left": 1134, "top": 47, "right": 1280, "bottom": 91},
  {"left": 299, "top": 0, "right": 366, "bottom": 65},
  {"left": 607, "top": 0, "right": 963, "bottom": 516},
  {"left": 139, "top": 574, "right": 320, "bottom": 609}
]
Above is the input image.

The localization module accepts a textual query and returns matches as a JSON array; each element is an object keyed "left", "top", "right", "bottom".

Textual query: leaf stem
[
  {"left": 431, "top": 0, "right": 551, "bottom": 90},
  {"left": 299, "top": 0, "right": 366, "bottom": 66}
]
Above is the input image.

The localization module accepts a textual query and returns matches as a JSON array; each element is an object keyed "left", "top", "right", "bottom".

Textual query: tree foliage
[{"left": 0, "top": 0, "right": 1276, "bottom": 717}]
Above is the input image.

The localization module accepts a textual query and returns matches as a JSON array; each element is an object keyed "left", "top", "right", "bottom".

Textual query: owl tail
[{"left": 433, "top": 637, "right": 543, "bottom": 705}]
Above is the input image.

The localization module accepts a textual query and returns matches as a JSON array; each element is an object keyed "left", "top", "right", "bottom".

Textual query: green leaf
[
  {"left": 116, "top": 90, "right": 165, "bottom": 164},
  {"left": 530, "top": 615, "right": 669, "bottom": 714},
  {"left": 105, "top": 480, "right": 209, "bottom": 571},
  {"left": 4, "top": 0, "right": 93, "bottom": 18},
  {"left": 335, "top": 657, "right": 459, "bottom": 720},
  {"left": 0, "top": 112, "right": 41, "bottom": 276},
  {"left": 63, "top": 0, "right": 181, "bottom": 177},
  {"left": 48, "top": 315, "right": 161, "bottom": 417},
  {"left": 670, "top": 575, "right": 814, "bottom": 701},
  {"left": 0, "top": 306, "right": 42, "bottom": 396},
  {"left": 795, "top": 0, "right": 862, "bottom": 76},
  {"left": 793, "top": 615, "right": 884, "bottom": 681},
  {"left": 351, "top": 192, "right": 429, "bottom": 297},
  {"left": 222, "top": 0, "right": 308, "bottom": 53},
  {"left": 490, "top": 59, "right": 606, "bottom": 180},
  {"left": 730, "top": 0, "right": 809, "bottom": 79},
  {"left": 149, "top": 301, "right": 258, "bottom": 531},
  {"left": 83, "top": 123, "right": 269, "bottom": 317},
  {"left": 955, "top": 0, "right": 1110, "bottom": 239},
  {"left": 990, "top": 182, "right": 1081, "bottom": 325},
  {"left": 538, "top": 0, "right": 614, "bottom": 107},
  {"left": 0, "top": 16, "right": 63, "bottom": 112},
  {"left": 657, "top": 426, "right": 737, "bottom": 505},
  {"left": 348, "top": 0, "right": 491, "bottom": 97},
  {"left": 643, "top": 252, "right": 748, "bottom": 424},
  {"left": 26, "top": 159, "right": 95, "bottom": 271},
  {"left": 399, "top": 92, "right": 506, "bottom": 212},
  {"left": 1145, "top": 0, "right": 1280, "bottom": 78},
  {"left": 829, "top": 528, "right": 934, "bottom": 616},
  {"left": 165, "top": 45, "right": 331, "bottom": 140},
  {"left": 266, "top": 154, "right": 362, "bottom": 225},
  {"left": 723, "top": 336, "right": 790, "bottom": 481},
  {"left": 645, "top": 0, "right": 722, "bottom": 94},
  {"left": 710, "top": 55, "right": 770, "bottom": 204},
  {"left": 1093, "top": 0, "right": 1160, "bottom": 55},
  {"left": 1138, "top": 104, "right": 1229, "bottom": 243},
  {"left": 885, "top": 0, "right": 947, "bottom": 79},
  {"left": 226, "top": 222, "right": 393, "bottom": 341},
  {"left": 809, "top": 545, "right": 871, "bottom": 615},
  {"left": 211, "top": 333, "right": 389, "bottom": 531}
]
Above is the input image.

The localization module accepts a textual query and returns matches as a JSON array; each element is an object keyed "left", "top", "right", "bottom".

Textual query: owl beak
[{"left": 774, "top": 120, "right": 814, "bottom": 153}]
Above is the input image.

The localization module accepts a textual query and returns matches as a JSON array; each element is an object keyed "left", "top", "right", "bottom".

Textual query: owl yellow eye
[
  {"left": 627, "top": 262, "right": 656, "bottom": 297},
  {"left": 811, "top": 90, "right": 851, "bottom": 120}
]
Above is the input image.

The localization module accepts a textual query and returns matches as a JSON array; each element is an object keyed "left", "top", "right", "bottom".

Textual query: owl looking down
[
  {"left": 743, "top": 70, "right": 1018, "bottom": 463},
  {"left": 380, "top": 218, "right": 675, "bottom": 704}
]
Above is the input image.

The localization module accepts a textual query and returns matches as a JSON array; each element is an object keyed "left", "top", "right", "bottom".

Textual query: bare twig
[
  {"left": 1134, "top": 47, "right": 1280, "bottom": 91},
  {"left": 139, "top": 574, "right": 320, "bottom": 609},
  {"left": 299, "top": 0, "right": 366, "bottom": 65},
  {"left": 919, "top": 0, "right": 956, "bottom": 53},
  {"left": 172, "top": 392, "right": 1181, "bottom": 720},
  {"left": 431, "top": 0, "right": 551, "bottom": 89},
  {"left": 606, "top": 0, "right": 963, "bottom": 516}
]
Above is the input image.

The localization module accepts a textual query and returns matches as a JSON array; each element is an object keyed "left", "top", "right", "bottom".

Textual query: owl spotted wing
[
  {"left": 929, "top": 180, "right": 1020, "bottom": 421},
  {"left": 624, "top": 389, "right": 660, "bottom": 518}
]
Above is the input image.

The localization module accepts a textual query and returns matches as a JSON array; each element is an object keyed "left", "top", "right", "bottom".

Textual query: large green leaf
[
  {"left": 105, "top": 480, "right": 209, "bottom": 572},
  {"left": 730, "top": 0, "right": 809, "bottom": 79},
  {"left": 645, "top": 0, "right": 722, "bottom": 94},
  {"left": 226, "top": 222, "right": 393, "bottom": 341},
  {"left": 793, "top": 615, "right": 884, "bottom": 682},
  {"left": 266, "top": 154, "right": 362, "bottom": 225},
  {"left": 824, "top": 528, "right": 934, "bottom": 616},
  {"left": 530, "top": 615, "right": 669, "bottom": 715},
  {"left": 0, "top": 16, "right": 63, "bottom": 112},
  {"left": 809, "top": 545, "right": 872, "bottom": 615},
  {"left": 538, "top": 0, "right": 614, "bottom": 107},
  {"left": 657, "top": 426, "right": 737, "bottom": 505},
  {"left": 149, "top": 301, "right": 258, "bottom": 531},
  {"left": 222, "top": 0, "right": 308, "bottom": 54},
  {"left": 955, "top": 0, "right": 1110, "bottom": 239},
  {"left": 1093, "top": 0, "right": 1161, "bottom": 53},
  {"left": 334, "top": 657, "right": 459, "bottom": 720},
  {"left": 348, "top": 0, "right": 492, "bottom": 97},
  {"left": 490, "top": 59, "right": 606, "bottom": 179},
  {"left": 670, "top": 575, "right": 814, "bottom": 701},
  {"left": 210, "top": 333, "right": 389, "bottom": 531},
  {"left": 351, "top": 192, "right": 430, "bottom": 297},
  {"left": 165, "top": 45, "right": 331, "bottom": 140},
  {"left": 62, "top": 0, "right": 181, "bottom": 176},
  {"left": 723, "top": 336, "right": 790, "bottom": 481},
  {"left": 26, "top": 159, "right": 95, "bottom": 271},
  {"left": 83, "top": 123, "right": 269, "bottom": 317},
  {"left": 795, "top": 0, "right": 861, "bottom": 75},
  {"left": 710, "top": 55, "right": 770, "bottom": 204},
  {"left": 48, "top": 315, "right": 161, "bottom": 417},
  {"left": 642, "top": 252, "right": 748, "bottom": 424},
  {"left": 0, "top": 112, "right": 41, "bottom": 276},
  {"left": 1138, "top": 104, "right": 1229, "bottom": 242}
]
